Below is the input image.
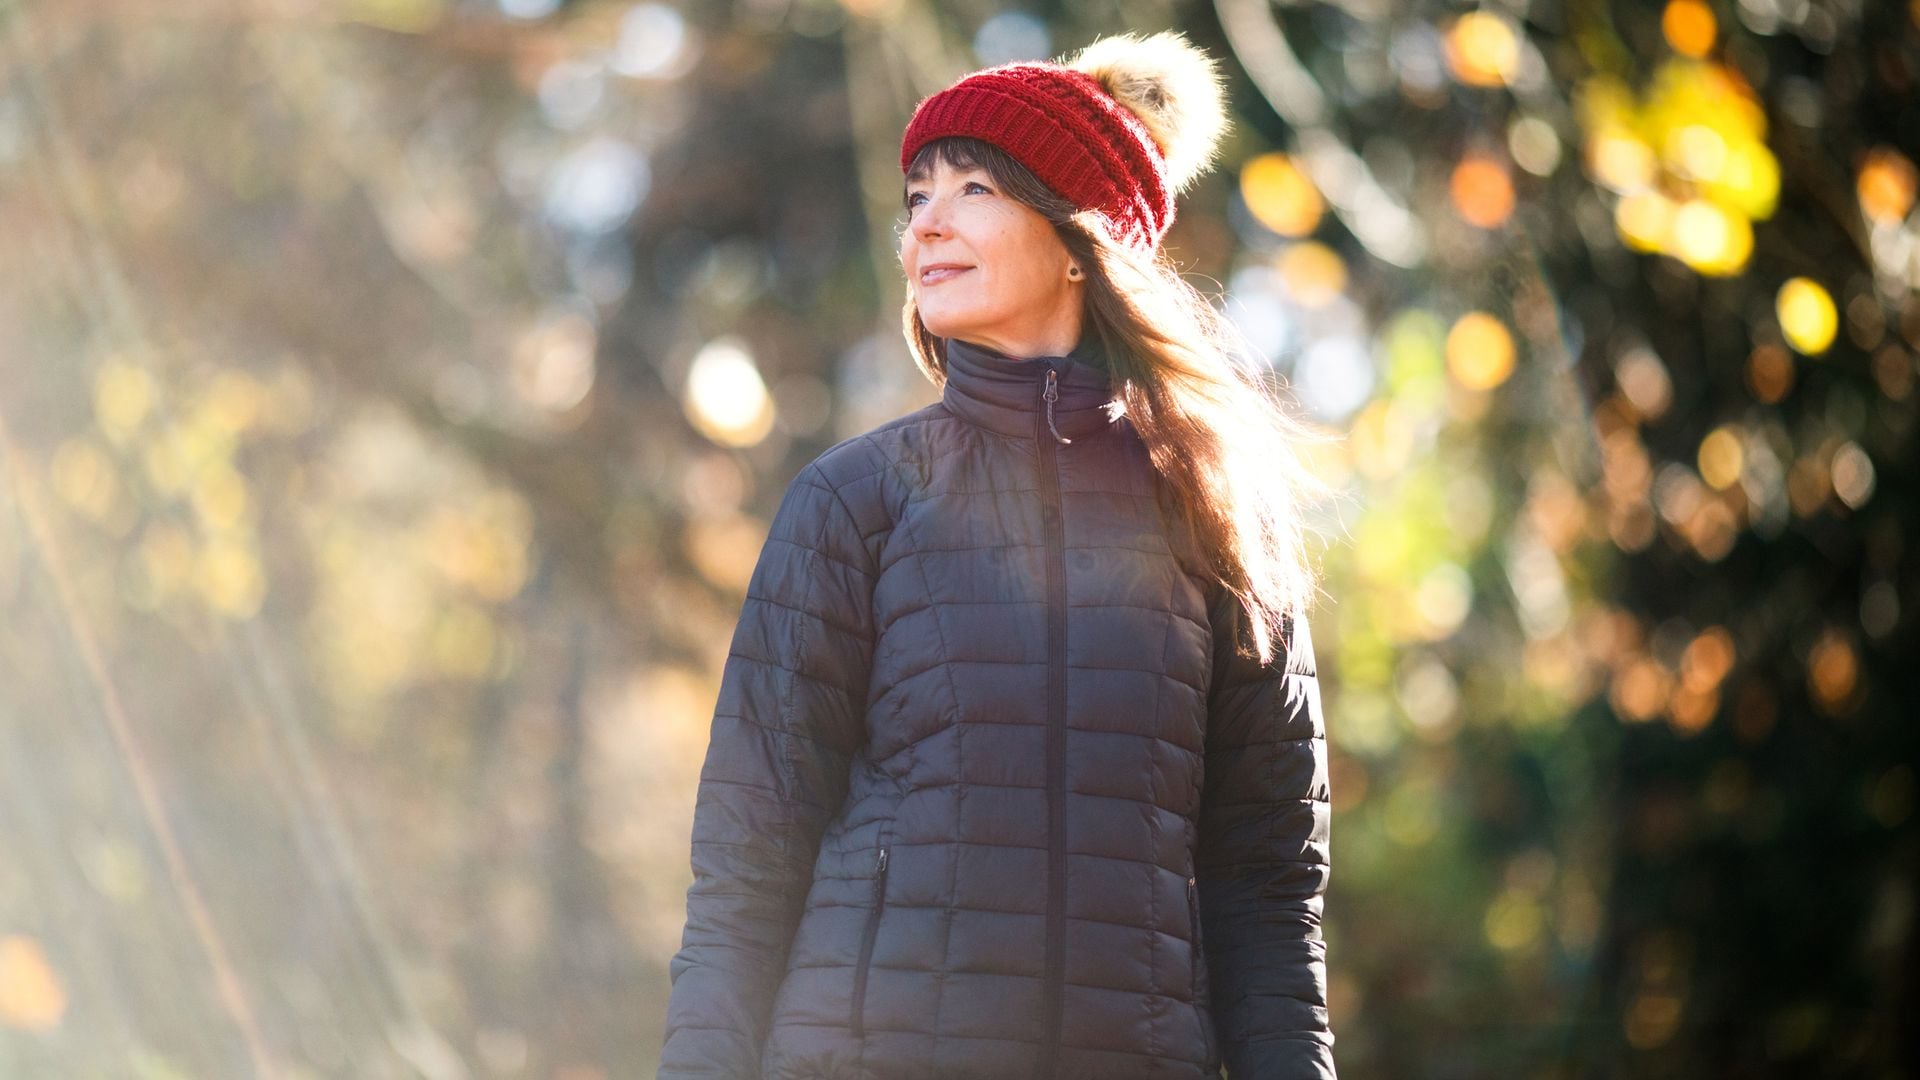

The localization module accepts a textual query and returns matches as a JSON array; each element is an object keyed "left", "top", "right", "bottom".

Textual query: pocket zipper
[
  {"left": 1189, "top": 875, "right": 1216, "bottom": 1066},
  {"left": 850, "top": 845, "right": 890, "bottom": 1039}
]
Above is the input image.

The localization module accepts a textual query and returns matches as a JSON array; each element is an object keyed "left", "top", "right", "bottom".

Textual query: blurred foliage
[{"left": 0, "top": 0, "right": 1914, "bottom": 1077}]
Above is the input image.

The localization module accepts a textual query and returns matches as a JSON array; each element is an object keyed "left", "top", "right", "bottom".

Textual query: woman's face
[{"left": 900, "top": 156, "right": 1083, "bottom": 359}]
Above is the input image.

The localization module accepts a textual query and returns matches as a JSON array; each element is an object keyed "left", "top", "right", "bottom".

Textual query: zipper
[
  {"left": 1035, "top": 364, "right": 1070, "bottom": 1079},
  {"left": 1189, "top": 875, "right": 1216, "bottom": 1067},
  {"left": 1044, "top": 368, "right": 1072, "bottom": 444},
  {"left": 850, "top": 844, "right": 890, "bottom": 1039}
]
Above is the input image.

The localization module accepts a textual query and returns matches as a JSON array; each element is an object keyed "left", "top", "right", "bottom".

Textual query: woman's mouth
[{"left": 921, "top": 266, "right": 971, "bottom": 285}]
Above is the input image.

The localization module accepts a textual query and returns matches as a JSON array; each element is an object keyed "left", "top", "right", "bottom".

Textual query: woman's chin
[{"left": 918, "top": 311, "right": 974, "bottom": 340}]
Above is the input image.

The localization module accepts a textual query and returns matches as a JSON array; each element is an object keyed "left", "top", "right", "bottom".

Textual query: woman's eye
[{"left": 904, "top": 182, "right": 989, "bottom": 213}]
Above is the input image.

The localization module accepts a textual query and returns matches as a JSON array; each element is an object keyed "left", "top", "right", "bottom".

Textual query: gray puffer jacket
[{"left": 659, "top": 335, "right": 1335, "bottom": 1080}]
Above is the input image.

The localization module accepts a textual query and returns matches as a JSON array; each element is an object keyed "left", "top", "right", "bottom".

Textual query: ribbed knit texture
[{"left": 901, "top": 63, "right": 1177, "bottom": 253}]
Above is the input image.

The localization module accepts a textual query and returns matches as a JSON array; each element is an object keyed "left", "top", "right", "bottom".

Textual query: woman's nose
[{"left": 911, "top": 194, "right": 949, "bottom": 240}]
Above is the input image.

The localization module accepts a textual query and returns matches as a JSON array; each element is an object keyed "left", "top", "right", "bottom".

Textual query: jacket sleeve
[
  {"left": 1196, "top": 585, "right": 1336, "bottom": 1079},
  {"left": 658, "top": 461, "right": 878, "bottom": 1078}
]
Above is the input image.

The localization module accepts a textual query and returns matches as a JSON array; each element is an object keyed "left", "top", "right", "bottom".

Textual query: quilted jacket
[{"left": 659, "top": 334, "right": 1335, "bottom": 1080}]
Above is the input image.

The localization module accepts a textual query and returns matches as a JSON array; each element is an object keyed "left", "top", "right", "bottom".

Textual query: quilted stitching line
[
  {"left": 893, "top": 488, "right": 971, "bottom": 1073},
  {"left": 762, "top": 535, "right": 873, "bottom": 585},
  {"left": 1145, "top": 601, "right": 1170, "bottom": 1061},
  {"left": 855, "top": 837, "right": 1196, "bottom": 874},
  {"left": 723, "top": 649, "right": 866, "bottom": 701},
  {"left": 884, "top": 539, "right": 1176, "bottom": 560},
  {"left": 742, "top": 593, "right": 873, "bottom": 646},
  {"left": 871, "top": 657, "right": 1204, "bottom": 697},
  {"left": 710, "top": 710, "right": 857, "bottom": 759},
  {"left": 934, "top": 751, "right": 958, "bottom": 1070},
  {"left": 767, "top": 496, "right": 822, "bottom": 888},
  {"left": 937, "top": 405, "right": 1039, "bottom": 446},
  {"left": 803, "top": 475, "right": 881, "bottom": 580},
  {"left": 784, "top": 916, "right": 1197, "bottom": 950},
  {"left": 848, "top": 959, "right": 1207, "bottom": 1002},
  {"left": 909, "top": 484, "right": 1159, "bottom": 502},
  {"left": 872, "top": 412, "right": 994, "bottom": 479},
  {"left": 765, "top": 1024, "right": 1036, "bottom": 1046},
  {"left": 875, "top": 598, "right": 1207, "bottom": 637},
  {"left": 1179, "top": 573, "right": 1213, "bottom": 1074},
  {"left": 892, "top": 500, "right": 969, "bottom": 753},
  {"left": 869, "top": 725, "right": 1208, "bottom": 771},
  {"left": 824, "top": 411, "right": 985, "bottom": 527},
  {"left": 829, "top": 406, "right": 949, "bottom": 477},
  {"left": 922, "top": 857, "right": 1197, "bottom": 885},
  {"left": 829, "top": 447, "right": 879, "bottom": 1080}
]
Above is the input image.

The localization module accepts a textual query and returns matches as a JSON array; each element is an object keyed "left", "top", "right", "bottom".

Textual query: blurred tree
[
  {"left": 1203, "top": 0, "right": 1918, "bottom": 1074},
  {"left": 1539, "top": 3, "right": 1920, "bottom": 1075}
]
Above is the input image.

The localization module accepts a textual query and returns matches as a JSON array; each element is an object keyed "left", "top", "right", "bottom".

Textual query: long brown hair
[{"left": 900, "top": 136, "right": 1336, "bottom": 666}]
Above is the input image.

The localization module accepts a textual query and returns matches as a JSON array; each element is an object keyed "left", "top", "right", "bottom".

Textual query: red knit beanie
[{"left": 900, "top": 31, "right": 1231, "bottom": 255}]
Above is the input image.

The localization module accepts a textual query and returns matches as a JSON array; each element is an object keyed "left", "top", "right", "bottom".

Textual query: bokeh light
[
  {"left": 1445, "top": 311, "right": 1517, "bottom": 390},
  {"left": 1240, "top": 152, "right": 1325, "bottom": 237},
  {"left": 1276, "top": 242, "right": 1349, "bottom": 307},
  {"left": 683, "top": 337, "right": 777, "bottom": 448},
  {"left": 544, "top": 136, "right": 650, "bottom": 235},
  {"left": 1445, "top": 12, "right": 1521, "bottom": 88},
  {"left": 1856, "top": 147, "right": 1917, "bottom": 225},
  {"left": 1295, "top": 335, "right": 1376, "bottom": 423},
  {"left": 1697, "top": 426, "right": 1744, "bottom": 490},
  {"left": 1668, "top": 197, "right": 1753, "bottom": 275},
  {"left": 1577, "top": 60, "right": 1777, "bottom": 273},
  {"left": 1776, "top": 277, "right": 1838, "bottom": 355},
  {"left": 1662, "top": 0, "right": 1718, "bottom": 58},
  {"left": 1508, "top": 115, "right": 1564, "bottom": 177},
  {"left": 1451, "top": 152, "right": 1516, "bottom": 228},
  {"left": 612, "top": 3, "right": 693, "bottom": 79},
  {"left": 0, "top": 936, "right": 67, "bottom": 1032}
]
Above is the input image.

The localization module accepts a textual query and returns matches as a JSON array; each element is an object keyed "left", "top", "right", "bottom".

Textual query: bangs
[
  {"left": 905, "top": 137, "right": 993, "bottom": 185},
  {"left": 901, "top": 136, "right": 1075, "bottom": 221}
]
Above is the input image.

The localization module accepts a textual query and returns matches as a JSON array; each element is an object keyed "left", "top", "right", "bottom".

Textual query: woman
[{"left": 660, "top": 30, "right": 1337, "bottom": 1080}]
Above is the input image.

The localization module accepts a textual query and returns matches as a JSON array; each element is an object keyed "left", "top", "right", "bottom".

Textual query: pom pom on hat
[
  {"left": 899, "top": 30, "right": 1232, "bottom": 252},
  {"left": 1063, "top": 30, "right": 1229, "bottom": 198}
]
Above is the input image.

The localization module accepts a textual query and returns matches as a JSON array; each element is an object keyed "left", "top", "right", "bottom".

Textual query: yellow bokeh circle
[
  {"left": 1446, "top": 312, "right": 1517, "bottom": 391},
  {"left": 1776, "top": 277, "right": 1838, "bottom": 355}
]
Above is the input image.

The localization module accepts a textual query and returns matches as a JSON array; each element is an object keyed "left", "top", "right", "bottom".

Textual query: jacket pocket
[
  {"left": 1188, "top": 875, "right": 1216, "bottom": 1066},
  {"left": 850, "top": 843, "right": 890, "bottom": 1039}
]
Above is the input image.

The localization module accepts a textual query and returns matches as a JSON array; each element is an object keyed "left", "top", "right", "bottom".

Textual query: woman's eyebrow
[{"left": 902, "top": 168, "right": 987, "bottom": 206}]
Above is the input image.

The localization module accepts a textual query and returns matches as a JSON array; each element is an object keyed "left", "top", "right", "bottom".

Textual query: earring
[{"left": 1068, "top": 266, "right": 1082, "bottom": 279}]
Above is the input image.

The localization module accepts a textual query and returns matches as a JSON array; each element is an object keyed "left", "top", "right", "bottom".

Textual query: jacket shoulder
[
  {"left": 792, "top": 403, "right": 945, "bottom": 551},
  {"left": 807, "top": 403, "right": 944, "bottom": 476},
  {"left": 803, "top": 403, "right": 951, "bottom": 493}
]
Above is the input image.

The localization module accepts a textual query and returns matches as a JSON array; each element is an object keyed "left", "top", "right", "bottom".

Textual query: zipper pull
[
  {"left": 1044, "top": 367, "right": 1072, "bottom": 445},
  {"left": 877, "top": 847, "right": 889, "bottom": 874}
]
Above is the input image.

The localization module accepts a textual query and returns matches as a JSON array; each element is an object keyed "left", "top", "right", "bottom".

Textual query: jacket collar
[{"left": 940, "top": 335, "right": 1121, "bottom": 441}]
